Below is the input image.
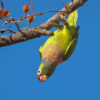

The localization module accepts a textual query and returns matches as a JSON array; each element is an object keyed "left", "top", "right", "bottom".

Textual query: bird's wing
[
  {"left": 39, "top": 44, "right": 44, "bottom": 59},
  {"left": 63, "top": 36, "right": 78, "bottom": 61},
  {"left": 63, "top": 10, "right": 78, "bottom": 61}
]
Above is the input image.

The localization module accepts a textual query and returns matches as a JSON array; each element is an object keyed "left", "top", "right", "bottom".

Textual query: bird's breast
[{"left": 42, "top": 43, "right": 65, "bottom": 65}]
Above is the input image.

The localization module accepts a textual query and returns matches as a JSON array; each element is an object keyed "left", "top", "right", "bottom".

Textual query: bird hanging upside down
[{"left": 37, "top": 10, "right": 79, "bottom": 82}]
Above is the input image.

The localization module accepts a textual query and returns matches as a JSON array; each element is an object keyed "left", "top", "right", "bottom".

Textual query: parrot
[{"left": 37, "top": 10, "right": 79, "bottom": 82}]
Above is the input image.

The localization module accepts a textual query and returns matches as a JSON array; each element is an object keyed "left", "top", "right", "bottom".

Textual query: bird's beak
[{"left": 37, "top": 74, "right": 48, "bottom": 82}]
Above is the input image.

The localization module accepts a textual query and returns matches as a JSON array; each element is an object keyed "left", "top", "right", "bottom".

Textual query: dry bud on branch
[{"left": 23, "top": 5, "right": 30, "bottom": 16}]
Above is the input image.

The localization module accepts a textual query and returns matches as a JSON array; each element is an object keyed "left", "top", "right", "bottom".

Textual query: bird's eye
[
  {"left": 37, "top": 70, "right": 41, "bottom": 74},
  {"left": 38, "top": 70, "right": 40, "bottom": 73}
]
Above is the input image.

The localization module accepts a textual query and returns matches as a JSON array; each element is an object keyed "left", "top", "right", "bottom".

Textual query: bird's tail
[{"left": 67, "top": 10, "right": 78, "bottom": 27}]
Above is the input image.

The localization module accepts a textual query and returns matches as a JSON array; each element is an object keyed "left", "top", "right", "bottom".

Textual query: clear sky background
[{"left": 0, "top": 0, "right": 100, "bottom": 100}]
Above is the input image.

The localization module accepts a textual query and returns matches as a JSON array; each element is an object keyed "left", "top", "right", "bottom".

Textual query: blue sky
[{"left": 0, "top": 0, "right": 100, "bottom": 100}]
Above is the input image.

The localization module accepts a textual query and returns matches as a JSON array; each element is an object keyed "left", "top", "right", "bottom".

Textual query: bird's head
[{"left": 37, "top": 59, "right": 56, "bottom": 82}]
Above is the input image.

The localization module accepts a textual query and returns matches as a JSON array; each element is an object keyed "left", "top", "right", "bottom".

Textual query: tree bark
[{"left": 0, "top": 0, "right": 88, "bottom": 47}]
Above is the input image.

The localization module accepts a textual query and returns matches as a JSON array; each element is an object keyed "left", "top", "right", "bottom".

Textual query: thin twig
[{"left": 0, "top": 29, "right": 16, "bottom": 34}]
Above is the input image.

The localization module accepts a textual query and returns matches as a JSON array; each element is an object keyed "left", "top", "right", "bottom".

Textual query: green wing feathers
[
  {"left": 63, "top": 36, "right": 78, "bottom": 61},
  {"left": 39, "top": 44, "right": 44, "bottom": 58},
  {"left": 67, "top": 10, "right": 78, "bottom": 27},
  {"left": 63, "top": 9, "right": 78, "bottom": 61}
]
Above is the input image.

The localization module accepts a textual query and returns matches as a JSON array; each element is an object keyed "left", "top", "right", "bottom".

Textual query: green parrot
[{"left": 37, "top": 10, "right": 79, "bottom": 82}]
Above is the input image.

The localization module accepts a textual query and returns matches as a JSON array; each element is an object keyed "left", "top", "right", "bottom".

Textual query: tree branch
[{"left": 0, "top": 0, "right": 88, "bottom": 47}]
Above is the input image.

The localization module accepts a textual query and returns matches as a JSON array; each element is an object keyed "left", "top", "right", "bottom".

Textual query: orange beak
[{"left": 37, "top": 74, "right": 48, "bottom": 82}]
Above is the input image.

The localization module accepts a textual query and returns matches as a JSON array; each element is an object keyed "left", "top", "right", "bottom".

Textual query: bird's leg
[{"left": 52, "top": 21, "right": 63, "bottom": 29}]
